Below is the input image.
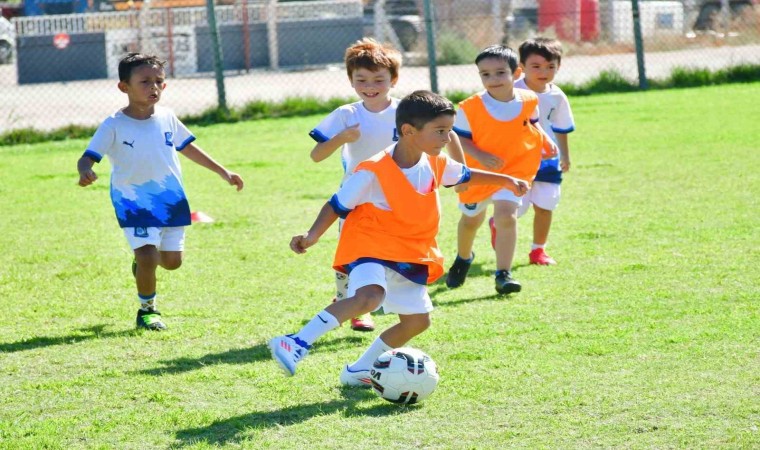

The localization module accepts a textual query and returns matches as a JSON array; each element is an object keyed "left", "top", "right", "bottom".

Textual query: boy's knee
[
  {"left": 460, "top": 213, "right": 484, "bottom": 229},
  {"left": 160, "top": 253, "right": 183, "bottom": 271},
  {"left": 492, "top": 214, "right": 517, "bottom": 229},
  {"left": 134, "top": 245, "right": 160, "bottom": 267},
  {"left": 354, "top": 285, "right": 385, "bottom": 311}
]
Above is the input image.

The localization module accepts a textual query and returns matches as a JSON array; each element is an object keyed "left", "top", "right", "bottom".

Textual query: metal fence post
[
  {"left": 422, "top": 0, "right": 438, "bottom": 93},
  {"left": 206, "top": 0, "right": 228, "bottom": 111},
  {"left": 631, "top": 0, "right": 648, "bottom": 90}
]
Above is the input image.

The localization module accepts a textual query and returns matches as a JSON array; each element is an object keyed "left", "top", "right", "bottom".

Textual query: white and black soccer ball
[{"left": 370, "top": 347, "right": 439, "bottom": 404}]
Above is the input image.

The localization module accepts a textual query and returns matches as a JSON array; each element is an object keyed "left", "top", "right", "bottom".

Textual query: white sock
[
  {"left": 348, "top": 337, "right": 393, "bottom": 372},
  {"left": 138, "top": 292, "right": 156, "bottom": 311},
  {"left": 531, "top": 243, "right": 546, "bottom": 250},
  {"left": 294, "top": 310, "right": 339, "bottom": 346}
]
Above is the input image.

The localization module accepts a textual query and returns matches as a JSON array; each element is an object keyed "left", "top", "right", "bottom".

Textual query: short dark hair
[
  {"left": 396, "top": 90, "right": 455, "bottom": 131},
  {"left": 118, "top": 53, "right": 166, "bottom": 82},
  {"left": 518, "top": 37, "right": 564, "bottom": 64},
  {"left": 475, "top": 45, "right": 519, "bottom": 73}
]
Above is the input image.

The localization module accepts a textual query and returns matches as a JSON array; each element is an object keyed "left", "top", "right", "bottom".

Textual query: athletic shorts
[
  {"left": 517, "top": 181, "right": 561, "bottom": 218},
  {"left": 347, "top": 262, "right": 432, "bottom": 315},
  {"left": 123, "top": 226, "right": 186, "bottom": 251},
  {"left": 458, "top": 188, "right": 523, "bottom": 217}
]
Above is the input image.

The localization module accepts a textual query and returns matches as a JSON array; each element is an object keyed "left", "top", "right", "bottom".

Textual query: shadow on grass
[
  {"left": 174, "top": 392, "right": 413, "bottom": 447},
  {"left": 136, "top": 336, "right": 366, "bottom": 376},
  {"left": 0, "top": 325, "right": 137, "bottom": 353}
]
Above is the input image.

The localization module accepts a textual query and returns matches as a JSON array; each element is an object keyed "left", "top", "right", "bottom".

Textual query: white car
[{"left": 0, "top": 15, "right": 15, "bottom": 64}]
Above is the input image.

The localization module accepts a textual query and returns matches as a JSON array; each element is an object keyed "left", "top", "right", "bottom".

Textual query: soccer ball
[{"left": 370, "top": 347, "right": 440, "bottom": 404}]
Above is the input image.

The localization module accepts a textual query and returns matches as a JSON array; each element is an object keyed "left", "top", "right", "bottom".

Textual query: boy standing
[
  {"left": 513, "top": 37, "right": 575, "bottom": 265},
  {"left": 445, "top": 45, "right": 557, "bottom": 295},
  {"left": 77, "top": 53, "right": 244, "bottom": 331},
  {"left": 308, "top": 38, "right": 464, "bottom": 332},
  {"left": 270, "top": 91, "right": 529, "bottom": 382}
]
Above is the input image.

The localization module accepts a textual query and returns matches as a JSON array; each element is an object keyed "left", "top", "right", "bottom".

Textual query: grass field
[{"left": 1, "top": 83, "right": 758, "bottom": 449}]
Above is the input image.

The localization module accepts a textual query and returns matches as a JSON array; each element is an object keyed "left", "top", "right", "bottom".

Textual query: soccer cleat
[
  {"left": 351, "top": 315, "right": 375, "bottom": 332},
  {"left": 495, "top": 270, "right": 521, "bottom": 295},
  {"left": 529, "top": 248, "right": 557, "bottom": 265},
  {"left": 339, "top": 365, "right": 372, "bottom": 387},
  {"left": 136, "top": 308, "right": 167, "bottom": 331},
  {"left": 268, "top": 334, "right": 310, "bottom": 376},
  {"left": 489, "top": 216, "right": 496, "bottom": 250},
  {"left": 446, "top": 253, "right": 474, "bottom": 288}
]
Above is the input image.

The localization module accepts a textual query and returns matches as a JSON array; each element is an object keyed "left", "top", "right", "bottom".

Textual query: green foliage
[
  {"left": 435, "top": 30, "right": 480, "bottom": 66},
  {"left": 1, "top": 64, "right": 758, "bottom": 146},
  {"left": 0, "top": 84, "right": 758, "bottom": 448}
]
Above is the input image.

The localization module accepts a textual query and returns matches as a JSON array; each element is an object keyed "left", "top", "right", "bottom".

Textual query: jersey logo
[
  {"left": 164, "top": 132, "right": 173, "bottom": 147},
  {"left": 547, "top": 107, "right": 555, "bottom": 121},
  {"left": 392, "top": 128, "right": 399, "bottom": 142},
  {"left": 134, "top": 227, "right": 149, "bottom": 238},
  {"left": 122, "top": 140, "right": 134, "bottom": 148}
]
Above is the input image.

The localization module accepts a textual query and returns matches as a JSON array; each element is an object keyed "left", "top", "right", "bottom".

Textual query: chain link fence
[{"left": 1, "top": 0, "right": 758, "bottom": 132}]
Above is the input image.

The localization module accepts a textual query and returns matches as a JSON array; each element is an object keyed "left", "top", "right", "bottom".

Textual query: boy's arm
[
  {"left": 290, "top": 202, "right": 339, "bottom": 254},
  {"left": 463, "top": 168, "right": 530, "bottom": 197},
  {"left": 310, "top": 124, "right": 361, "bottom": 162},
  {"left": 458, "top": 135, "right": 503, "bottom": 170},
  {"left": 555, "top": 133, "right": 570, "bottom": 173},
  {"left": 77, "top": 156, "right": 98, "bottom": 187},
  {"left": 533, "top": 122, "right": 559, "bottom": 160},
  {"left": 180, "top": 142, "right": 244, "bottom": 191}
]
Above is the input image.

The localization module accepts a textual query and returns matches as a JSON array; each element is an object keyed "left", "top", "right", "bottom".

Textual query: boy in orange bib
[
  {"left": 269, "top": 91, "right": 530, "bottom": 382},
  {"left": 446, "top": 45, "right": 557, "bottom": 295}
]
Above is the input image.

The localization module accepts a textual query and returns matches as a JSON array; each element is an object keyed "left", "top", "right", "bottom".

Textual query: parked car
[
  {"left": 0, "top": 15, "right": 14, "bottom": 64},
  {"left": 691, "top": 0, "right": 757, "bottom": 30},
  {"left": 362, "top": 0, "right": 422, "bottom": 51}
]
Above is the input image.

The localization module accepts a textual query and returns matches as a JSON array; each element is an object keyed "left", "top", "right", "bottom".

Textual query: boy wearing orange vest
[
  {"left": 269, "top": 91, "right": 530, "bottom": 382},
  {"left": 446, "top": 45, "right": 557, "bottom": 295}
]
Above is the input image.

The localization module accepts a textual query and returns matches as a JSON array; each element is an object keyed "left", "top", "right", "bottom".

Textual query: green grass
[{"left": 1, "top": 83, "right": 758, "bottom": 449}]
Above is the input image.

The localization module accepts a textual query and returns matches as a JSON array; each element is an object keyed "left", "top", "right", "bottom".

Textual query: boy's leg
[
  {"left": 447, "top": 205, "right": 487, "bottom": 288},
  {"left": 492, "top": 199, "right": 522, "bottom": 294},
  {"left": 133, "top": 244, "right": 167, "bottom": 330},
  {"left": 527, "top": 182, "right": 560, "bottom": 265},
  {"left": 335, "top": 271, "right": 376, "bottom": 332},
  {"left": 270, "top": 263, "right": 387, "bottom": 376}
]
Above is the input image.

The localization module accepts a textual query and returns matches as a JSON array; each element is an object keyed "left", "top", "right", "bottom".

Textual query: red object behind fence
[
  {"left": 538, "top": 0, "right": 581, "bottom": 41},
  {"left": 580, "top": 0, "right": 600, "bottom": 41}
]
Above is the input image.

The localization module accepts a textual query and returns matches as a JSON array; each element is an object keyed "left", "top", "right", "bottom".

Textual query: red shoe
[
  {"left": 529, "top": 248, "right": 556, "bottom": 265},
  {"left": 489, "top": 216, "right": 496, "bottom": 250},
  {"left": 351, "top": 315, "right": 375, "bottom": 332}
]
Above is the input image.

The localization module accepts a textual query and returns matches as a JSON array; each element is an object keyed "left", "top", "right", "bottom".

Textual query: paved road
[{"left": 1, "top": 44, "right": 758, "bottom": 132}]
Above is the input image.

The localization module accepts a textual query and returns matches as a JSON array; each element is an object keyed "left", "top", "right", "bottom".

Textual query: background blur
[{"left": 1, "top": 0, "right": 758, "bottom": 132}]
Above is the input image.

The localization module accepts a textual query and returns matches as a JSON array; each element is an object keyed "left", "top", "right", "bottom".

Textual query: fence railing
[{"left": 1, "top": 0, "right": 758, "bottom": 132}]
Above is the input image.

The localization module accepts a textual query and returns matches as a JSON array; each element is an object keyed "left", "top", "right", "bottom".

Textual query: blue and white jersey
[
  {"left": 309, "top": 98, "right": 400, "bottom": 182},
  {"left": 515, "top": 78, "right": 575, "bottom": 184},
  {"left": 83, "top": 106, "right": 195, "bottom": 228}
]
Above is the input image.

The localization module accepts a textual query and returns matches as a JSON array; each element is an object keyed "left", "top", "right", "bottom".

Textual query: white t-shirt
[
  {"left": 332, "top": 145, "right": 468, "bottom": 213},
  {"left": 453, "top": 90, "right": 540, "bottom": 137},
  {"left": 514, "top": 78, "right": 575, "bottom": 144},
  {"left": 83, "top": 106, "right": 195, "bottom": 228},
  {"left": 309, "top": 98, "right": 400, "bottom": 182}
]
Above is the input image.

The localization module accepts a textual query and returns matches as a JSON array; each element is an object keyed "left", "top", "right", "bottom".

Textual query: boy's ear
[
  {"left": 400, "top": 123, "right": 415, "bottom": 136},
  {"left": 513, "top": 67, "right": 523, "bottom": 78},
  {"left": 117, "top": 81, "right": 128, "bottom": 93}
]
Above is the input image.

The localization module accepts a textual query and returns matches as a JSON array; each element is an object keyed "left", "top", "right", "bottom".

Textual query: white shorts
[
  {"left": 123, "top": 226, "right": 186, "bottom": 251},
  {"left": 458, "top": 188, "right": 523, "bottom": 217},
  {"left": 347, "top": 262, "right": 433, "bottom": 315},
  {"left": 517, "top": 181, "right": 561, "bottom": 218}
]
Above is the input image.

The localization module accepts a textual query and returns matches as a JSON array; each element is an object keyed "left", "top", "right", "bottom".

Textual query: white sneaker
[
  {"left": 269, "top": 335, "right": 309, "bottom": 376},
  {"left": 339, "top": 365, "right": 371, "bottom": 387}
]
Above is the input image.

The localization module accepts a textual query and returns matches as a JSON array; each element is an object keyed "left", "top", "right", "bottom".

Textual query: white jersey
[
  {"left": 83, "top": 106, "right": 195, "bottom": 228},
  {"left": 453, "top": 90, "right": 539, "bottom": 136},
  {"left": 331, "top": 145, "right": 469, "bottom": 213},
  {"left": 309, "top": 98, "right": 400, "bottom": 182},
  {"left": 514, "top": 78, "right": 575, "bottom": 184}
]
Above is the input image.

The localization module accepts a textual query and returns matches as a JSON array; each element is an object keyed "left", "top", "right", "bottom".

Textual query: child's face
[
  {"left": 403, "top": 114, "right": 455, "bottom": 156},
  {"left": 521, "top": 54, "right": 559, "bottom": 89},
  {"left": 477, "top": 58, "right": 520, "bottom": 100},
  {"left": 350, "top": 67, "right": 395, "bottom": 108},
  {"left": 119, "top": 64, "right": 166, "bottom": 108}
]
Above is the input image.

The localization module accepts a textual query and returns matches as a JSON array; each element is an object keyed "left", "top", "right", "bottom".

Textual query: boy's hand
[
  {"left": 290, "top": 232, "right": 318, "bottom": 254},
  {"left": 78, "top": 169, "right": 98, "bottom": 187},
  {"left": 542, "top": 141, "right": 559, "bottom": 160},
  {"left": 505, "top": 176, "right": 530, "bottom": 197},
  {"left": 338, "top": 123, "right": 361, "bottom": 144},
  {"left": 560, "top": 157, "right": 571, "bottom": 173},
  {"left": 222, "top": 171, "right": 244, "bottom": 191},
  {"left": 473, "top": 149, "right": 503, "bottom": 170}
]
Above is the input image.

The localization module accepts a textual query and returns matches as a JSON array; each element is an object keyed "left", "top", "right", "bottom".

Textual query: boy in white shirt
[{"left": 77, "top": 53, "right": 244, "bottom": 331}]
